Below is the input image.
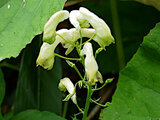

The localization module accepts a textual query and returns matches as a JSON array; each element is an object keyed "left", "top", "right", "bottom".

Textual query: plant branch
[
  {"left": 82, "top": 84, "right": 92, "bottom": 120},
  {"left": 90, "top": 98, "right": 107, "bottom": 107},
  {"left": 81, "top": 34, "right": 96, "bottom": 46},
  {"left": 55, "top": 53, "right": 81, "bottom": 61}
]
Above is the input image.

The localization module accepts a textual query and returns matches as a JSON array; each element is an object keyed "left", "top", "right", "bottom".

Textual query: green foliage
[
  {"left": 103, "top": 23, "right": 160, "bottom": 119},
  {"left": 0, "top": 69, "right": 5, "bottom": 119},
  {"left": 11, "top": 110, "right": 66, "bottom": 120},
  {"left": 0, "top": 0, "right": 66, "bottom": 61},
  {"left": 0, "top": 0, "right": 160, "bottom": 119},
  {"left": 14, "top": 37, "right": 62, "bottom": 115}
]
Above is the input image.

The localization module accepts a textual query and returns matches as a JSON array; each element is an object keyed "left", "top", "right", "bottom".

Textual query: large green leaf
[
  {"left": 14, "top": 37, "right": 62, "bottom": 115},
  {"left": 103, "top": 23, "right": 160, "bottom": 119},
  {"left": 11, "top": 110, "right": 66, "bottom": 120},
  {"left": 0, "top": 69, "right": 5, "bottom": 119},
  {"left": 0, "top": 0, "right": 66, "bottom": 61}
]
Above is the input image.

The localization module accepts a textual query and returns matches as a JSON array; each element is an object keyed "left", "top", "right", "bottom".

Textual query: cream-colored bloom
[
  {"left": 69, "top": 10, "right": 90, "bottom": 30},
  {"left": 56, "top": 28, "right": 95, "bottom": 55},
  {"left": 36, "top": 40, "right": 60, "bottom": 70},
  {"left": 69, "top": 7, "right": 114, "bottom": 49},
  {"left": 43, "top": 10, "right": 69, "bottom": 44},
  {"left": 58, "top": 77, "right": 77, "bottom": 104},
  {"left": 79, "top": 7, "right": 114, "bottom": 49},
  {"left": 81, "top": 42, "right": 103, "bottom": 85}
]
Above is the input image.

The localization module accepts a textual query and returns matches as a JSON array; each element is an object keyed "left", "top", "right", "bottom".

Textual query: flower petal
[
  {"left": 58, "top": 77, "right": 77, "bottom": 104},
  {"left": 79, "top": 7, "right": 115, "bottom": 48},
  {"left": 43, "top": 10, "right": 69, "bottom": 44},
  {"left": 69, "top": 10, "right": 90, "bottom": 30},
  {"left": 36, "top": 40, "right": 60, "bottom": 70}
]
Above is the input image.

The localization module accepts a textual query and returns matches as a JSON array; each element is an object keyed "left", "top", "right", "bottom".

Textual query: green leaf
[
  {"left": 0, "top": 68, "right": 5, "bottom": 119},
  {"left": 14, "top": 36, "right": 62, "bottom": 115},
  {"left": 11, "top": 110, "right": 66, "bottom": 120},
  {"left": 103, "top": 23, "right": 160, "bottom": 119},
  {"left": 0, "top": 0, "right": 10, "bottom": 8},
  {"left": 0, "top": 0, "right": 66, "bottom": 61}
]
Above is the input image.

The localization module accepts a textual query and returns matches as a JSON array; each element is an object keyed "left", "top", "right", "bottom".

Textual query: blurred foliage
[
  {"left": 0, "top": 69, "right": 5, "bottom": 119},
  {"left": 132, "top": 0, "right": 160, "bottom": 11},
  {"left": 14, "top": 36, "right": 62, "bottom": 115},
  {"left": 103, "top": 22, "right": 160, "bottom": 119},
  {"left": 11, "top": 110, "right": 66, "bottom": 120}
]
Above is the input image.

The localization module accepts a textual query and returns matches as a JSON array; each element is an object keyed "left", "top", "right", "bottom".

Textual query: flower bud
[
  {"left": 58, "top": 77, "right": 77, "bottom": 104},
  {"left": 79, "top": 7, "right": 115, "bottom": 49},
  {"left": 36, "top": 40, "right": 60, "bottom": 70},
  {"left": 81, "top": 42, "right": 103, "bottom": 85},
  {"left": 43, "top": 10, "right": 69, "bottom": 44}
]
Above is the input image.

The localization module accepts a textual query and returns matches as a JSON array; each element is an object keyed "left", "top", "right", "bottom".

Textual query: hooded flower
[
  {"left": 69, "top": 7, "right": 114, "bottom": 49},
  {"left": 58, "top": 77, "right": 77, "bottom": 104},
  {"left": 81, "top": 42, "right": 103, "bottom": 85},
  {"left": 43, "top": 10, "right": 69, "bottom": 44},
  {"left": 36, "top": 39, "right": 60, "bottom": 70},
  {"left": 79, "top": 7, "right": 114, "bottom": 49},
  {"left": 69, "top": 10, "right": 90, "bottom": 30}
]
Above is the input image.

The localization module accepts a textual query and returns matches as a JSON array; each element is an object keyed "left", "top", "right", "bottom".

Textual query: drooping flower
[
  {"left": 43, "top": 10, "right": 69, "bottom": 44},
  {"left": 36, "top": 39, "right": 60, "bottom": 70},
  {"left": 69, "top": 7, "right": 114, "bottom": 49},
  {"left": 58, "top": 77, "right": 77, "bottom": 104},
  {"left": 81, "top": 42, "right": 103, "bottom": 85},
  {"left": 79, "top": 7, "right": 115, "bottom": 49}
]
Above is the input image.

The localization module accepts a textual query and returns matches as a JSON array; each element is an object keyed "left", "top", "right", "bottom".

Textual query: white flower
[
  {"left": 36, "top": 39, "right": 60, "bottom": 70},
  {"left": 58, "top": 77, "right": 77, "bottom": 104},
  {"left": 69, "top": 10, "right": 90, "bottom": 30},
  {"left": 69, "top": 7, "right": 114, "bottom": 49},
  {"left": 79, "top": 7, "right": 114, "bottom": 49},
  {"left": 81, "top": 42, "right": 103, "bottom": 85},
  {"left": 43, "top": 10, "right": 69, "bottom": 44},
  {"left": 56, "top": 28, "right": 95, "bottom": 55}
]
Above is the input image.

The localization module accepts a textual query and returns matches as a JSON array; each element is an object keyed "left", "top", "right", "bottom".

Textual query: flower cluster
[{"left": 36, "top": 7, "right": 114, "bottom": 104}]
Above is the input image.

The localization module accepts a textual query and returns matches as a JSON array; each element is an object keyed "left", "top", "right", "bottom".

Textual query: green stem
[
  {"left": 56, "top": 33, "right": 76, "bottom": 46},
  {"left": 110, "top": 0, "right": 125, "bottom": 70},
  {"left": 93, "top": 78, "right": 113, "bottom": 91},
  {"left": 82, "top": 84, "right": 92, "bottom": 120},
  {"left": 54, "top": 53, "right": 81, "bottom": 61},
  {"left": 62, "top": 101, "right": 68, "bottom": 118},
  {"left": 0, "top": 62, "right": 19, "bottom": 71},
  {"left": 81, "top": 34, "right": 96, "bottom": 46},
  {"left": 76, "top": 103, "right": 84, "bottom": 114},
  {"left": 37, "top": 66, "right": 40, "bottom": 110},
  {"left": 73, "top": 65, "right": 83, "bottom": 80},
  {"left": 90, "top": 99, "right": 107, "bottom": 107}
]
